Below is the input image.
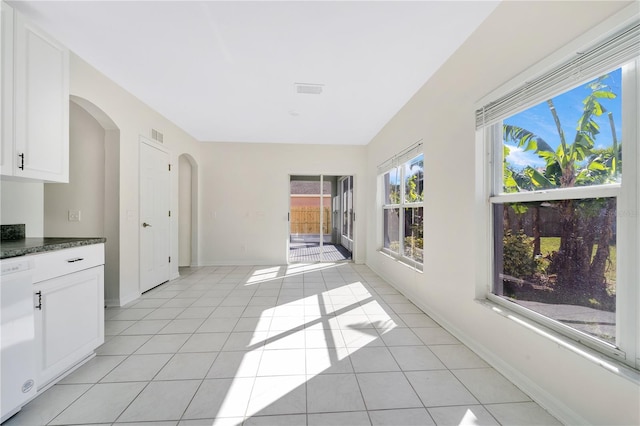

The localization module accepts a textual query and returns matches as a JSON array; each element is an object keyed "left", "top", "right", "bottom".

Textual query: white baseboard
[
  {"left": 198, "top": 260, "right": 284, "bottom": 266},
  {"left": 412, "top": 296, "right": 586, "bottom": 425},
  {"left": 365, "top": 261, "right": 586, "bottom": 426},
  {"left": 118, "top": 291, "right": 140, "bottom": 307},
  {"left": 195, "top": 260, "right": 361, "bottom": 267},
  {"left": 104, "top": 298, "right": 120, "bottom": 308}
]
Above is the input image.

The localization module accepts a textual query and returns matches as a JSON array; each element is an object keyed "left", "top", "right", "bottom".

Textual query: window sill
[
  {"left": 476, "top": 298, "right": 640, "bottom": 385},
  {"left": 378, "top": 249, "right": 423, "bottom": 272}
]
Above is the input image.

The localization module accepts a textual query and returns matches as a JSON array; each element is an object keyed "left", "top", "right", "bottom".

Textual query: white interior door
[{"left": 139, "top": 139, "right": 170, "bottom": 293}]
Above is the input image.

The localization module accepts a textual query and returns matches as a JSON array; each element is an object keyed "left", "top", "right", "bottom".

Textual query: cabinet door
[
  {"left": 13, "top": 12, "right": 68, "bottom": 182},
  {"left": 34, "top": 266, "right": 104, "bottom": 388},
  {"left": 0, "top": 1, "right": 14, "bottom": 176}
]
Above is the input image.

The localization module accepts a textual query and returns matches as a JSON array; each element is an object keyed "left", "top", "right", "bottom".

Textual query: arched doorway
[
  {"left": 44, "top": 96, "right": 121, "bottom": 306},
  {"left": 178, "top": 153, "right": 198, "bottom": 268}
]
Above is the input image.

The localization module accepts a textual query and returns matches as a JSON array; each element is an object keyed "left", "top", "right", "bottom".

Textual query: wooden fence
[{"left": 290, "top": 207, "right": 332, "bottom": 234}]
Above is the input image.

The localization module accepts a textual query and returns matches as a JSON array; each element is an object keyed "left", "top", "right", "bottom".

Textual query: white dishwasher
[{"left": 1, "top": 257, "right": 37, "bottom": 423}]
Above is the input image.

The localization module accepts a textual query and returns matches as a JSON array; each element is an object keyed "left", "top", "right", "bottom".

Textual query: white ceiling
[{"left": 9, "top": 1, "right": 499, "bottom": 145}]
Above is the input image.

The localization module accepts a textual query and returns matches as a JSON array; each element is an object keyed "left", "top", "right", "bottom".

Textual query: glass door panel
[
  {"left": 340, "top": 176, "right": 354, "bottom": 252},
  {"left": 289, "top": 175, "right": 352, "bottom": 263}
]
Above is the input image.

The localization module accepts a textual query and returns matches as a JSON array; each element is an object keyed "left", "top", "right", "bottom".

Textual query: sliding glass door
[{"left": 289, "top": 175, "right": 353, "bottom": 263}]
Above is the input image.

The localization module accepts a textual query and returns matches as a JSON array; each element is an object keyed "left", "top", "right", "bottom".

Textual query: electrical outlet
[{"left": 68, "top": 210, "right": 81, "bottom": 222}]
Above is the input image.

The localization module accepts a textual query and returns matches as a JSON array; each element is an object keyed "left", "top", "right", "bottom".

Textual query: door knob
[{"left": 142, "top": 222, "right": 152, "bottom": 228}]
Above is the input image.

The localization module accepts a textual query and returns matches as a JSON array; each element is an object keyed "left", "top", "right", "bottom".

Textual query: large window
[
  {"left": 381, "top": 153, "right": 424, "bottom": 269},
  {"left": 477, "top": 24, "right": 639, "bottom": 369}
]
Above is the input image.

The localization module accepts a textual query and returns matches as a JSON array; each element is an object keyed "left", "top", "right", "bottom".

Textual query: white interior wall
[
  {"left": 44, "top": 101, "right": 105, "bottom": 237},
  {"left": 364, "top": 1, "right": 639, "bottom": 425},
  {"left": 199, "top": 142, "right": 366, "bottom": 265},
  {"left": 69, "top": 54, "right": 201, "bottom": 305},
  {"left": 0, "top": 180, "right": 43, "bottom": 236}
]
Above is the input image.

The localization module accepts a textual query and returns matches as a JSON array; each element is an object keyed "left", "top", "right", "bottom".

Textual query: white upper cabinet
[
  {"left": 1, "top": 1, "right": 69, "bottom": 182},
  {"left": 1, "top": 1, "right": 14, "bottom": 176}
]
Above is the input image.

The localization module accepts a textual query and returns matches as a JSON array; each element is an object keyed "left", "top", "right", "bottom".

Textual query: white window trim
[
  {"left": 475, "top": 5, "right": 640, "bottom": 372},
  {"left": 379, "top": 152, "right": 424, "bottom": 271}
]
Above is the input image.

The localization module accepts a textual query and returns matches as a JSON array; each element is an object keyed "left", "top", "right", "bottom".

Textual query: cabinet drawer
[{"left": 31, "top": 244, "right": 104, "bottom": 283}]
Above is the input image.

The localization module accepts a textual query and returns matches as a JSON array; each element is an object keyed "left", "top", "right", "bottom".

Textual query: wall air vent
[
  {"left": 151, "top": 128, "right": 164, "bottom": 143},
  {"left": 295, "top": 83, "right": 324, "bottom": 95}
]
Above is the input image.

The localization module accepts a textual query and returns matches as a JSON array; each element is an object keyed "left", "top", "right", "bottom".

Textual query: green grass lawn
[{"left": 539, "top": 237, "right": 616, "bottom": 291}]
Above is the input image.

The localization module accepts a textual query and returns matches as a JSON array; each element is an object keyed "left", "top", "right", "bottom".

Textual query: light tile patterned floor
[{"left": 4, "top": 264, "right": 562, "bottom": 426}]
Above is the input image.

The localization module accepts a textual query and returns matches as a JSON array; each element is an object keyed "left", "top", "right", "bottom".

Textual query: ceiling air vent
[
  {"left": 295, "top": 83, "right": 324, "bottom": 95},
  {"left": 151, "top": 128, "right": 164, "bottom": 143}
]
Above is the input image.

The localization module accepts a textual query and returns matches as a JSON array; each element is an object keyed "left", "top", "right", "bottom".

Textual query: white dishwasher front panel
[{"left": 1, "top": 257, "right": 37, "bottom": 423}]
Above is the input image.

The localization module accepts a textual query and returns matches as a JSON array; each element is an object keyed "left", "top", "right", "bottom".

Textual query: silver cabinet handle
[{"left": 142, "top": 222, "right": 152, "bottom": 228}]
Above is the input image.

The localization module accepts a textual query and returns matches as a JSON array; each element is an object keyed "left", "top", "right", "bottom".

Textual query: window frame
[
  {"left": 478, "top": 56, "right": 639, "bottom": 370},
  {"left": 380, "top": 152, "right": 424, "bottom": 271}
]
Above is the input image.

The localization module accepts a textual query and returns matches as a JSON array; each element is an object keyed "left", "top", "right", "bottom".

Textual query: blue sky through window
[
  {"left": 504, "top": 68, "right": 622, "bottom": 170},
  {"left": 387, "top": 154, "right": 423, "bottom": 186}
]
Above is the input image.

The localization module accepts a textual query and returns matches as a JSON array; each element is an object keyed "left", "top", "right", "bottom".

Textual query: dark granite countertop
[{"left": 0, "top": 237, "right": 106, "bottom": 259}]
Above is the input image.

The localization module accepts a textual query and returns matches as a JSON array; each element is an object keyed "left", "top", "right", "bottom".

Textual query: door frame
[
  {"left": 288, "top": 174, "right": 355, "bottom": 264},
  {"left": 139, "top": 136, "right": 171, "bottom": 293},
  {"left": 339, "top": 176, "right": 354, "bottom": 252}
]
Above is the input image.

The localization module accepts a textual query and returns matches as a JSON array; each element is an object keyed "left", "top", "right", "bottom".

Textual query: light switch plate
[{"left": 68, "top": 210, "right": 81, "bottom": 222}]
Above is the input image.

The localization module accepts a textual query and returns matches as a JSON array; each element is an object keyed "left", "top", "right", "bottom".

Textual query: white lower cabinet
[{"left": 33, "top": 264, "right": 104, "bottom": 389}]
